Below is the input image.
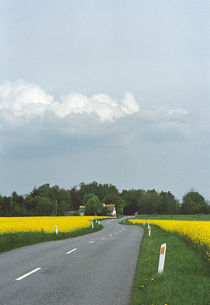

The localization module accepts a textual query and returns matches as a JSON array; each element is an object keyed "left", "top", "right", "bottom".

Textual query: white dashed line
[
  {"left": 16, "top": 268, "right": 41, "bottom": 281},
  {"left": 109, "top": 234, "right": 113, "bottom": 237},
  {"left": 89, "top": 241, "right": 95, "bottom": 244},
  {"left": 66, "top": 248, "right": 77, "bottom": 254},
  {"left": 101, "top": 237, "right": 106, "bottom": 240}
]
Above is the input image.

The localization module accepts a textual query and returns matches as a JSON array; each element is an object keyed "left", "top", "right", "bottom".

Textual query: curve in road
[{"left": 0, "top": 218, "right": 143, "bottom": 305}]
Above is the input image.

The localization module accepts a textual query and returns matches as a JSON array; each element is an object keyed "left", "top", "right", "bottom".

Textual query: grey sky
[{"left": 0, "top": 0, "right": 209, "bottom": 200}]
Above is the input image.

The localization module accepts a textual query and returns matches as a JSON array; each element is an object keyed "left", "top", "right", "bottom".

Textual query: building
[
  {"left": 78, "top": 204, "right": 116, "bottom": 216},
  {"left": 103, "top": 204, "right": 116, "bottom": 217},
  {"left": 79, "top": 205, "right": 85, "bottom": 216},
  {"left": 64, "top": 211, "right": 76, "bottom": 216}
]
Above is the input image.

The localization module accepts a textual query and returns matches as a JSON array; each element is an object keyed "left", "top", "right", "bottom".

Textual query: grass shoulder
[
  {"left": 128, "top": 223, "right": 209, "bottom": 305},
  {"left": 135, "top": 214, "right": 210, "bottom": 221}
]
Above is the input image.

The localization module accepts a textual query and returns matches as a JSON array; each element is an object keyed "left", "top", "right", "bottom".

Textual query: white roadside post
[
  {"left": 143, "top": 221, "right": 145, "bottom": 227},
  {"left": 158, "top": 243, "right": 167, "bottom": 273},
  {"left": 55, "top": 225, "right": 58, "bottom": 235},
  {"left": 148, "top": 226, "right": 151, "bottom": 237},
  {"left": 92, "top": 221, "right": 94, "bottom": 229}
]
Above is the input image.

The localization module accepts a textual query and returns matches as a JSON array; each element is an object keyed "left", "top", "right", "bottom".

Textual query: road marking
[
  {"left": 89, "top": 241, "right": 95, "bottom": 244},
  {"left": 66, "top": 248, "right": 77, "bottom": 254},
  {"left": 109, "top": 234, "right": 113, "bottom": 237},
  {"left": 16, "top": 268, "right": 41, "bottom": 281},
  {"left": 101, "top": 237, "right": 106, "bottom": 240}
]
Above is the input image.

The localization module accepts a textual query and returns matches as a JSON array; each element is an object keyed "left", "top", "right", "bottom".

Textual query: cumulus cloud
[
  {"left": 0, "top": 80, "right": 53, "bottom": 118},
  {"left": 0, "top": 79, "right": 200, "bottom": 158},
  {"left": 0, "top": 80, "right": 139, "bottom": 123}
]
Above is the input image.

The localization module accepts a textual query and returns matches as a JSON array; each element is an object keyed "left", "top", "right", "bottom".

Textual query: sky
[{"left": 0, "top": 0, "right": 209, "bottom": 201}]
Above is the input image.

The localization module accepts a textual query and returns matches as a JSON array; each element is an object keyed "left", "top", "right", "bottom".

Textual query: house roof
[
  {"left": 79, "top": 205, "right": 85, "bottom": 211},
  {"left": 104, "top": 204, "right": 116, "bottom": 211},
  {"left": 79, "top": 204, "right": 116, "bottom": 212}
]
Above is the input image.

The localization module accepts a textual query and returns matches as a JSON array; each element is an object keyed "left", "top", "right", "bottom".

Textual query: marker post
[
  {"left": 158, "top": 243, "right": 166, "bottom": 273},
  {"left": 55, "top": 225, "right": 58, "bottom": 235}
]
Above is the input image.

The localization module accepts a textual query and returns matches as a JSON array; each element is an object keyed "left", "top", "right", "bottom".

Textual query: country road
[{"left": 0, "top": 218, "right": 143, "bottom": 305}]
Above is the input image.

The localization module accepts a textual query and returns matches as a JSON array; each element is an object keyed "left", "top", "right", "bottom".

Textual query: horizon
[{"left": 0, "top": 1, "right": 209, "bottom": 201}]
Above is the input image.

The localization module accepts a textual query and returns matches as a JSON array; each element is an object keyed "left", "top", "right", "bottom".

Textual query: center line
[
  {"left": 16, "top": 268, "right": 41, "bottom": 281},
  {"left": 66, "top": 248, "right": 77, "bottom": 254},
  {"left": 89, "top": 241, "right": 95, "bottom": 244}
]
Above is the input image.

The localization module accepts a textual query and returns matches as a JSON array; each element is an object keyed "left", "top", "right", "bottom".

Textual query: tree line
[{"left": 0, "top": 182, "right": 209, "bottom": 216}]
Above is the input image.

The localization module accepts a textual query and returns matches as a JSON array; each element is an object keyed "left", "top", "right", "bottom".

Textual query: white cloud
[
  {"left": 0, "top": 80, "right": 139, "bottom": 123},
  {"left": 0, "top": 79, "right": 53, "bottom": 118},
  {"left": 168, "top": 108, "right": 188, "bottom": 115}
]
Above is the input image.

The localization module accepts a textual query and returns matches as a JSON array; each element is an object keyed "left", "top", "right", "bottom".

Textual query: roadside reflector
[
  {"left": 55, "top": 225, "right": 58, "bottom": 235},
  {"left": 158, "top": 243, "right": 166, "bottom": 273}
]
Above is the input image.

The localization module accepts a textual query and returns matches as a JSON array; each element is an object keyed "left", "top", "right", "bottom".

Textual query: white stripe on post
[{"left": 158, "top": 243, "right": 166, "bottom": 273}]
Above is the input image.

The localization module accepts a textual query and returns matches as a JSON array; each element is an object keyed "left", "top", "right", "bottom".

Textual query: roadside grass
[
  {"left": 0, "top": 222, "right": 102, "bottom": 254},
  {"left": 135, "top": 214, "right": 210, "bottom": 221},
  {"left": 124, "top": 221, "right": 209, "bottom": 305}
]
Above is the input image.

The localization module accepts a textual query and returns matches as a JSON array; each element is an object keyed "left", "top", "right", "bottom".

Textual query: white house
[
  {"left": 103, "top": 204, "right": 116, "bottom": 217},
  {"left": 78, "top": 203, "right": 116, "bottom": 216},
  {"left": 79, "top": 205, "right": 85, "bottom": 216}
]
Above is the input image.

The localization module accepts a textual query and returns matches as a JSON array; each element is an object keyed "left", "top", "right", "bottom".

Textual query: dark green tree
[
  {"left": 159, "top": 191, "right": 180, "bottom": 214},
  {"left": 35, "top": 196, "right": 54, "bottom": 216},
  {"left": 181, "top": 191, "right": 208, "bottom": 214},
  {"left": 85, "top": 195, "right": 102, "bottom": 215}
]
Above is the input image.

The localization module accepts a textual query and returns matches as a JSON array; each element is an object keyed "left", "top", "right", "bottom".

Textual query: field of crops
[
  {"left": 0, "top": 216, "right": 109, "bottom": 234},
  {"left": 128, "top": 219, "right": 210, "bottom": 251}
]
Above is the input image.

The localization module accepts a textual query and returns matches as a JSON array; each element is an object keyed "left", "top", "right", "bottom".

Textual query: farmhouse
[
  {"left": 79, "top": 205, "right": 85, "bottom": 216},
  {"left": 78, "top": 204, "right": 116, "bottom": 216},
  {"left": 103, "top": 204, "right": 116, "bottom": 217}
]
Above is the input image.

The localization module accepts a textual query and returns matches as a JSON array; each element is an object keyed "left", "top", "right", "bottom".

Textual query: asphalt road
[{"left": 0, "top": 218, "right": 143, "bottom": 305}]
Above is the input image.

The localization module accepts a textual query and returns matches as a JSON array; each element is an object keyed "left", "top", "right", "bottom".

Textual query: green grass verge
[
  {"left": 135, "top": 214, "right": 210, "bottom": 221},
  {"left": 0, "top": 223, "right": 102, "bottom": 254},
  {"left": 127, "top": 222, "right": 209, "bottom": 305}
]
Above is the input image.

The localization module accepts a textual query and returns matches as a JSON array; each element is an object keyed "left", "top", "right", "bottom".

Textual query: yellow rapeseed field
[
  {"left": 128, "top": 219, "right": 210, "bottom": 249},
  {"left": 0, "top": 216, "right": 110, "bottom": 234}
]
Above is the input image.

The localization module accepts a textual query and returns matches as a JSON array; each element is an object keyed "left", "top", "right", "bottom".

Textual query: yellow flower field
[
  {"left": 0, "top": 216, "right": 110, "bottom": 234},
  {"left": 128, "top": 219, "right": 210, "bottom": 249}
]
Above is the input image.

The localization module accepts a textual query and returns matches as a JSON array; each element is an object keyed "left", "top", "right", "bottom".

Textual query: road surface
[{"left": 0, "top": 218, "right": 143, "bottom": 305}]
